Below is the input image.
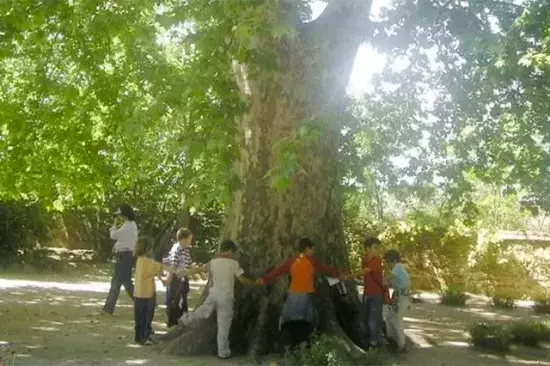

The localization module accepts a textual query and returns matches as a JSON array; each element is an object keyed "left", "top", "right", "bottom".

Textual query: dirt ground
[{"left": 1, "top": 273, "right": 549, "bottom": 366}]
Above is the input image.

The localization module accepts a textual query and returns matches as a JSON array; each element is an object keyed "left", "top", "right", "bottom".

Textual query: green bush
[
  {"left": 510, "top": 321, "right": 550, "bottom": 347},
  {"left": 469, "top": 322, "right": 512, "bottom": 352},
  {"left": 0, "top": 201, "right": 51, "bottom": 266},
  {"left": 540, "top": 321, "right": 550, "bottom": 342},
  {"left": 441, "top": 288, "right": 468, "bottom": 306},
  {"left": 381, "top": 224, "right": 474, "bottom": 292},
  {"left": 492, "top": 295, "right": 515, "bottom": 310},
  {"left": 282, "top": 334, "right": 385, "bottom": 366},
  {"left": 534, "top": 298, "right": 550, "bottom": 314}
]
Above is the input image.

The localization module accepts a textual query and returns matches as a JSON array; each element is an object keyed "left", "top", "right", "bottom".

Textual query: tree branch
[
  {"left": 306, "top": 0, "right": 373, "bottom": 47},
  {"left": 302, "top": 0, "right": 373, "bottom": 103}
]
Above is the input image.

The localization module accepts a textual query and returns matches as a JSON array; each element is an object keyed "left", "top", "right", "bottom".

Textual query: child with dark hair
[
  {"left": 350, "top": 236, "right": 386, "bottom": 348},
  {"left": 179, "top": 239, "right": 256, "bottom": 359},
  {"left": 257, "top": 237, "right": 346, "bottom": 351},
  {"left": 133, "top": 236, "right": 183, "bottom": 345},
  {"left": 384, "top": 249, "right": 411, "bottom": 353},
  {"left": 164, "top": 228, "right": 193, "bottom": 327}
]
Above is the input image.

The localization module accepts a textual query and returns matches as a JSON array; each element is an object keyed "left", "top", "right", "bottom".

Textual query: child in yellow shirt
[{"left": 134, "top": 236, "right": 183, "bottom": 345}]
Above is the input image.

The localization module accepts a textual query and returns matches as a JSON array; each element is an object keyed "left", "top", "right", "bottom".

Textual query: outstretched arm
[
  {"left": 157, "top": 274, "right": 170, "bottom": 287},
  {"left": 349, "top": 256, "right": 382, "bottom": 278},
  {"left": 257, "top": 258, "right": 294, "bottom": 286},
  {"left": 185, "top": 264, "right": 209, "bottom": 276},
  {"left": 146, "top": 259, "right": 185, "bottom": 279},
  {"left": 309, "top": 257, "right": 341, "bottom": 278},
  {"left": 237, "top": 274, "right": 256, "bottom": 286}
]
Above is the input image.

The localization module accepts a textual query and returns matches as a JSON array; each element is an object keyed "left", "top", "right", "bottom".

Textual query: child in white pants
[
  {"left": 384, "top": 249, "right": 411, "bottom": 352},
  {"left": 179, "top": 240, "right": 256, "bottom": 359}
]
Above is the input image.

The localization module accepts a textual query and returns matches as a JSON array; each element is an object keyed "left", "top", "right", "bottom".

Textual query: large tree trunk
[{"left": 160, "top": 0, "right": 373, "bottom": 358}]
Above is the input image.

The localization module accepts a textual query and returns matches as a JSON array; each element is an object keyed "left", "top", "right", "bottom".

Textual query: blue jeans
[
  {"left": 103, "top": 251, "right": 135, "bottom": 314},
  {"left": 362, "top": 294, "right": 383, "bottom": 346},
  {"left": 134, "top": 297, "right": 155, "bottom": 343}
]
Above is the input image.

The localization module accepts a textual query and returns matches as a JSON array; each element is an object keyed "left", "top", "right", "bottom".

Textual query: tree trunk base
[
  {"left": 158, "top": 315, "right": 217, "bottom": 356},
  {"left": 158, "top": 278, "right": 369, "bottom": 360}
]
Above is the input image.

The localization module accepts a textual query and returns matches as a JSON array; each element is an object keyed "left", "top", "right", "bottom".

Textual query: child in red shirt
[{"left": 353, "top": 236, "right": 385, "bottom": 348}]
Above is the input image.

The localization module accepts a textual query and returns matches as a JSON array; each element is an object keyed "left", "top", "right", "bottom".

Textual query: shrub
[
  {"left": 492, "top": 295, "right": 515, "bottom": 310},
  {"left": 380, "top": 224, "right": 474, "bottom": 291},
  {"left": 469, "top": 322, "right": 512, "bottom": 352},
  {"left": 0, "top": 201, "right": 51, "bottom": 265},
  {"left": 282, "top": 334, "right": 385, "bottom": 366},
  {"left": 534, "top": 298, "right": 550, "bottom": 314},
  {"left": 468, "top": 243, "right": 543, "bottom": 300},
  {"left": 510, "top": 321, "right": 550, "bottom": 347},
  {"left": 441, "top": 288, "right": 468, "bottom": 306},
  {"left": 540, "top": 321, "right": 550, "bottom": 342}
]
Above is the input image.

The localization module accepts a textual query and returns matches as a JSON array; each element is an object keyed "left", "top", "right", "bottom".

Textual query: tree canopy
[{"left": 1, "top": 0, "right": 549, "bottom": 226}]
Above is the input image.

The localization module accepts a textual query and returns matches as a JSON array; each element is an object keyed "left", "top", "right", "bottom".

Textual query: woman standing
[{"left": 103, "top": 204, "right": 138, "bottom": 315}]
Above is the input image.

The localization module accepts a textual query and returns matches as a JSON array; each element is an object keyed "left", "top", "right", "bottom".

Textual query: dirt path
[
  {"left": 1, "top": 277, "right": 549, "bottom": 366},
  {"left": 399, "top": 294, "right": 550, "bottom": 366},
  {"left": 0, "top": 278, "right": 247, "bottom": 366}
]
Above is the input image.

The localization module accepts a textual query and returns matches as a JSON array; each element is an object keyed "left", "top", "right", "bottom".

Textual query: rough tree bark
[{"left": 160, "top": 0, "right": 373, "bottom": 358}]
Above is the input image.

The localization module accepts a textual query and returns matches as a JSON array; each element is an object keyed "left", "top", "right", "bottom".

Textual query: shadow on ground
[
  {"left": 400, "top": 293, "right": 550, "bottom": 366},
  {"left": 0, "top": 279, "right": 245, "bottom": 366},
  {"left": 1, "top": 279, "right": 549, "bottom": 366}
]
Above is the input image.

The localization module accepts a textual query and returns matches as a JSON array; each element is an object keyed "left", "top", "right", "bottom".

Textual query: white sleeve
[
  {"left": 109, "top": 222, "right": 132, "bottom": 241},
  {"left": 109, "top": 225, "right": 120, "bottom": 240},
  {"left": 234, "top": 261, "right": 244, "bottom": 278}
]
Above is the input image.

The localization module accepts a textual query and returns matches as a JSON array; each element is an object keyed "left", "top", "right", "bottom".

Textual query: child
[
  {"left": 349, "top": 236, "right": 386, "bottom": 348},
  {"left": 383, "top": 249, "right": 411, "bottom": 353},
  {"left": 133, "top": 236, "right": 183, "bottom": 345},
  {"left": 257, "top": 238, "right": 345, "bottom": 351},
  {"left": 179, "top": 240, "right": 256, "bottom": 359},
  {"left": 164, "top": 228, "right": 193, "bottom": 327}
]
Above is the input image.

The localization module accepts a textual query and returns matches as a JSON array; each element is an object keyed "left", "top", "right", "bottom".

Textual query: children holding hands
[
  {"left": 178, "top": 240, "right": 256, "bottom": 359},
  {"left": 133, "top": 233, "right": 410, "bottom": 356},
  {"left": 133, "top": 236, "right": 186, "bottom": 345}
]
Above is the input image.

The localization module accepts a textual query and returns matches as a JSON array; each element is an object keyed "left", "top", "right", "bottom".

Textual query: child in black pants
[{"left": 134, "top": 237, "right": 181, "bottom": 345}]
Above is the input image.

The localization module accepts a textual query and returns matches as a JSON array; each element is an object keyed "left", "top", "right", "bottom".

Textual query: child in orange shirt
[{"left": 257, "top": 238, "right": 345, "bottom": 350}]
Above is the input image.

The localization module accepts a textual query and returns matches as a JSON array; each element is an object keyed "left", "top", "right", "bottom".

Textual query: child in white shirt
[{"left": 179, "top": 240, "right": 256, "bottom": 359}]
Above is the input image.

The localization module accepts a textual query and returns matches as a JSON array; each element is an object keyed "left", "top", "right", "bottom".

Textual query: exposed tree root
[{"left": 158, "top": 276, "right": 369, "bottom": 360}]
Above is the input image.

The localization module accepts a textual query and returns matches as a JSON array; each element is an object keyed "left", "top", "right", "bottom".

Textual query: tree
[
  {"left": 0, "top": 0, "right": 373, "bottom": 357},
  {"left": 5, "top": 0, "right": 549, "bottom": 358},
  {"left": 159, "top": 0, "right": 374, "bottom": 357}
]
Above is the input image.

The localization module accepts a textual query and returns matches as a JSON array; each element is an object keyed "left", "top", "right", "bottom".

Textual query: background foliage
[{"left": 0, "top": 1, "right": 549, "bottom": 299}]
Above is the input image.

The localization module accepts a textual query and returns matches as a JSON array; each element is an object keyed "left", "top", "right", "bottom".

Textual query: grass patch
[
  {"left": 510, "top": 321, "right": 550, "bottom": 347},
  {"left": 470, "top": 320, "right": 550, "bottom": 352},
  {"left": 533, "top": 298, "right": 550, "bottom": 314},
  {"left": 469, "top": 322, "right": 512, "bottom": 352},
  {"left": 282, "top": 334, "right": 386, "bottom": 366},
  {"left": 491, "top": 295, "right": 515, "bottom": 310},
  {"left": 441, "top": 288, "right": 468, "bottom": 306}
]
